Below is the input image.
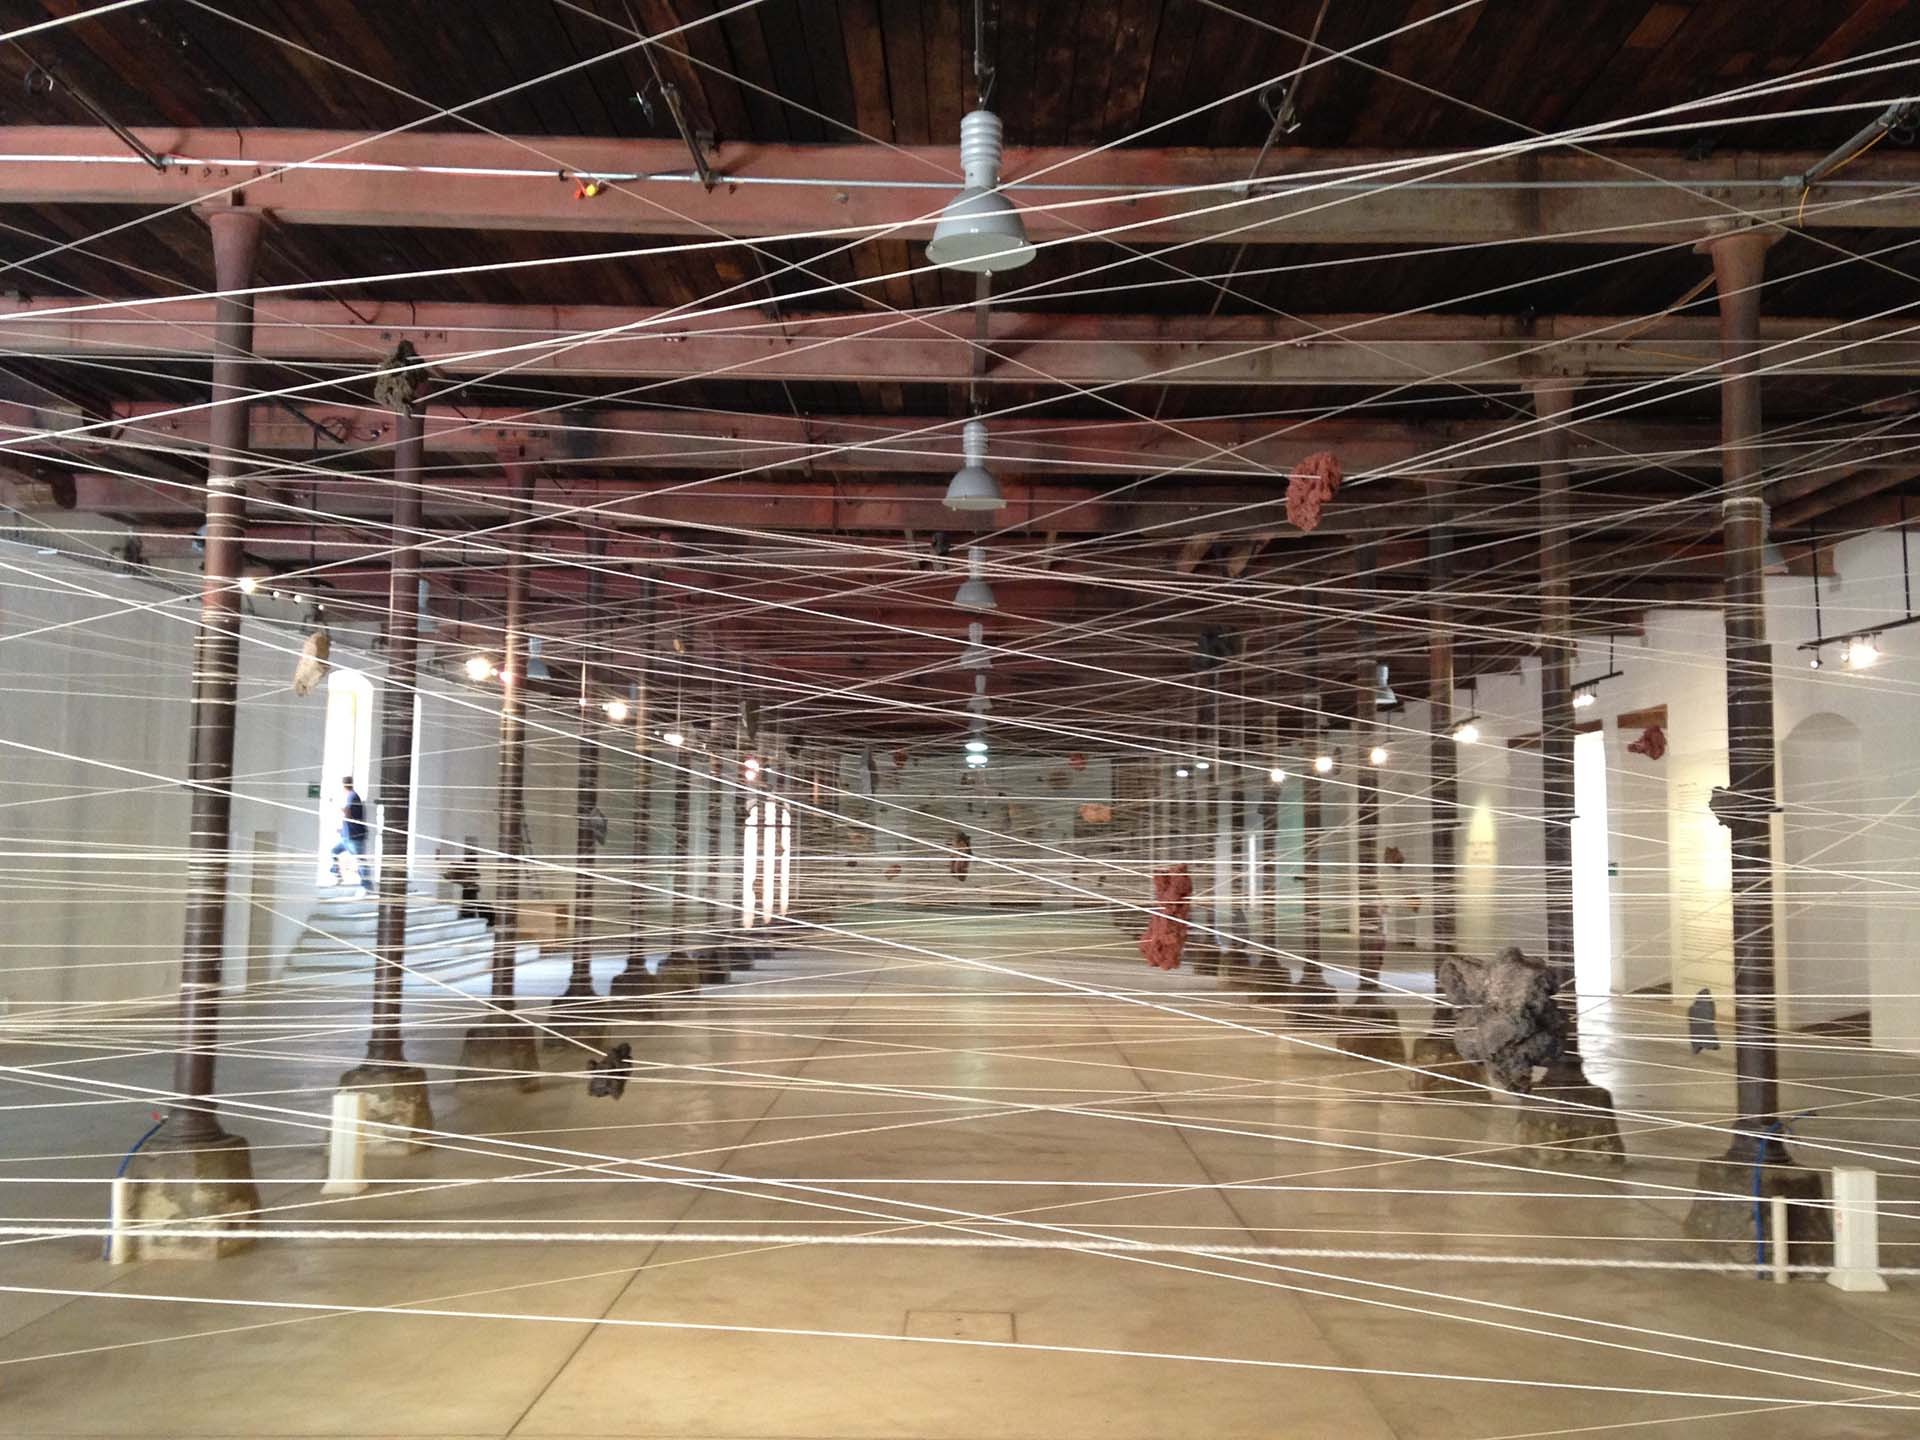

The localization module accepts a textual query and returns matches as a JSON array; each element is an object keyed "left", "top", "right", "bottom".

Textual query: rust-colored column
[
  {"left": 339, "top": 393, "right": 435, "bottom": 1135},
  {"left": 1702, "top": 229, "right": 1800, "bottom": 1172},
  {"left": 365, "top": 403, "right": 426, "bottom": 1061},
  {"left": 124, "top": 206, "right": 264, "bottom": 1251},
  {"left": 1427, "top": 528, "right": 1458, "bottom": 959},
  {"left": 1535, "top": 380, "right": 1580, "bottom": 1020},
  {"left": 1517, "top": 379, "right": 1623, "bottom": 1163},
  {"left": 489, "top": 465, "right": 535, "bottom": 1005},
  {"left": 158, "top": 206, "right": 262, "bottom": 1145},
  {"left": 562, "top": 539, "right": 607, "bottom": 1001},
  {"left": 616, "top": 579, "right": 655, "bottom": 986}
]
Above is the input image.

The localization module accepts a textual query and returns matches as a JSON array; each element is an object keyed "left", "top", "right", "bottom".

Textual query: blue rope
[{"left": 101, "top": 1116, "right": 165, "bottom": 1260}]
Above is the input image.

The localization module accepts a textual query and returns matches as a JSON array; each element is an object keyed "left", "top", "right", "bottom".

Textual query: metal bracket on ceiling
[
  {"left": 20, "top": 60, "right": 169, "bottom": 172},
  {"left": 628, "top": 1, "right": 717, "bottom": 191}
]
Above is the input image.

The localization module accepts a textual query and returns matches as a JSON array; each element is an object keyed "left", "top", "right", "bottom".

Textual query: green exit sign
[{"left": 307, "top": 782, "right": 322, "bottom": 799}]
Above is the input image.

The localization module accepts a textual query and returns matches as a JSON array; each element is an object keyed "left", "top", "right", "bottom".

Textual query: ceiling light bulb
[
  {"left": 965, "top": 752, "right": 989, "bottom": 768},
  {"left": 1369, "top": 745, "right": 1389, "bottom": 766},
  {"left": 943, "top": 419, "right": 1005, "bottom": 512},
  {"left": 955, "top": 544, "right": 997, "bottom": 611},
  {"left": 1453, "top": 721, "right": 1480, "bottom": 745},
  {"left": 663, "top": 729, "right": 685, "bottom": 747},
  {"left": 1846, "top": 635, "right": 1879, "bottom": 669},
  {"left": 965, "top": 738, "right": 989, "bottom": 754},
  {"left": 1809, "top": 653, "right": 1823, "bottom": 670},
  {"left": 603, "top": 698, "right": 629, "bottom": 722},
  {"left": 1174, "top": 767, "right": 1190, "bottom": 779},
  {"left": 237, "top": 574, "right": 258, "bottom": 595},
  {"left": 744, "top": 757, "right": 761, "bottom": 777},
  {"left": 1194, "top": 760, "right": 1211, "bottom": 771},
  {"left": 1572, "top": 689, "right": 1597, "bottom": 709},
  {"left": 1313, "top": 753, "right": 1334, "bottom": 774},
  {"left": 926, "top": 110, "right": 1034, "bottom": 274},
  {"left": 464, "top": 654, "right": 495, "bottom": 682},
  {"left": 1268, "top": 767, "right": 1287, "bottom": 784}
]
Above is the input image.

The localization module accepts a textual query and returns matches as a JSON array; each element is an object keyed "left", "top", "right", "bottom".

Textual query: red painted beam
[
  {"left": 0, "top": 128, "right": 1911, "bottom": 243},
  {"left": 7, "top": 298, "right": 1916, "bottom": 385}
]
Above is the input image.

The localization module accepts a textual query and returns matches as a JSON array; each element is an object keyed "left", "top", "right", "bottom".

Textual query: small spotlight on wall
[
  {"left": 1368, "top": 745, "right": 1389, "bottom": 767},
  {"left": 1453, "top": 721, "right": 1480, "bottom": 745},
  {"left": 662, "top": 729, "right": 685, "bottom": 748},
  {"left": 1268, "top": 767, "right": 1288, "bottom": 784},
  {"left": 603, "top": 697, "right": 629, "bottom": 722},
  {"left": 1845, "top": 634, "right": 1880, "bottom": 669},
  {"left": 464, "top": 654, "right": 496, "bottom": 682},
  {"left": 1313, "top": 754, "right": 1334, "bottom": 774}
]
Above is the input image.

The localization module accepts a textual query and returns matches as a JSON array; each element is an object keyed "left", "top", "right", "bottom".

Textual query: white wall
[{"left": 0, "top": 545, "right": 502, "bottom": 1009}]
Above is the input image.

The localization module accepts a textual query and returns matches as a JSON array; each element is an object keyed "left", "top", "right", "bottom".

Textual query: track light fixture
[
  {"left": 662, "top": 728, "right": 685, "bottom": 748},
  {"left": 926, "top": 110, "right": 1034, "bottom": 274},
  {"left": 1369, "top": 745, "right": 1389, "bottom": 766},
  {"left": 464, "top": 654, "right": 496, "bottom": 682},
  {"left": 1268, "top": 767, "right": 1288, "bottom": 784},
  {"left": 1453, "top": 720, "right": 1480, "bottom": 745},
  {"left": 1845, "top": 634, "right": 1880, "bottom": 669},
  {"left": 1313, "top": 753, "right": 1335, "bottom": 774},
  {"left": 1572, "top": 685, "right": 1597, "bottom": 709},
  {"left": 943, "top": 419, "right": 1006, "bottom": 512},
  {"left": 602, "top": 697, "right": 629, "bottom": 722}
]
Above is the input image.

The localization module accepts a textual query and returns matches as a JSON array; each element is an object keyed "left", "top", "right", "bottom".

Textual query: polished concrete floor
[{"left": 4, "top": 910, "right": 1920, "bottom": 1438}]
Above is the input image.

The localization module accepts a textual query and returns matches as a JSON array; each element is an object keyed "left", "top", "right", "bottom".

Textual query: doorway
[
  {"left": 742, "top": 799, "right": 792, "bottom": 926},
  {"left": 316, "top": 667, "right": 375, "bottom": 883},
  {"left": 1572, "top": 727, "right": 1614, "bottom": 995}
]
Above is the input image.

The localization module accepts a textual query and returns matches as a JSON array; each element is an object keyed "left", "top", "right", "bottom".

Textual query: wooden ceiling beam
[
  {"left": 2, "top": 127, "right": 1915, "bottom": 244},
  {"left": 6, "top": 300, "right": 1919, "bottom": 386}
]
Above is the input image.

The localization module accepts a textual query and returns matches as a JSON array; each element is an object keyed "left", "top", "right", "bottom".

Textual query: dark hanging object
[
  {"left": 372, "top": 341, "right": 429, "bottom": 411},
  {"left": 1687, "top": 989, "right": 1720, "bottom": 1054},
  {"left": 1192, "top": 628, "right": 1237, "bottom": 671},
  {"left": 587, "top": 1043, "right": 634, "bottom": 1099}
]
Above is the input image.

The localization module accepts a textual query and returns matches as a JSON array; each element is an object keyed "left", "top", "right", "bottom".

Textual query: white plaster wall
[{"left": 0, "top": 547, "right": 507, "bottom": 1008}]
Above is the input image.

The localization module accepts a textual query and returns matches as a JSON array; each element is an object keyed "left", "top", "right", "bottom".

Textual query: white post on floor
[
  {"left": 107, "top": 1176, "right": 134, "bottom": 1264},
  {"left": 323, "top": 1090, "right": 369, "bottom": 1196},
  {"left": 1769, "top": 1195, "right": 1789, "bottom": 1284},
  {"left": 1828, "top": 1166, "right": 1889, "bottom": 1293}
]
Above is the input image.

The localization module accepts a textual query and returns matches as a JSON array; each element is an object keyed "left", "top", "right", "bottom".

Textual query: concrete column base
[
  {"left": 117, "top": 1130, "right": 258, "bottom": 1260},
  {"left": 693, "top": 947, "right": 732, "bottom": 985},
  {"left": 1406, "top": 1033, "right": 1481, "bottom": 1095},
  {"left": 457, "top": 1028, "right": 542, "bottom": 1091},
  {"left": 1682, "top": 1151, "right": 1832, "bottom": 1271},
  {"left": 1513, "top": 1072, "right": 1626, "bottom": 1168},
  {"left": 334, "top": 1064, "right": 433, "bottom": 1151},
  {"left": 1335, "top": 1003, "right": 1407, "bottom": 1064}
]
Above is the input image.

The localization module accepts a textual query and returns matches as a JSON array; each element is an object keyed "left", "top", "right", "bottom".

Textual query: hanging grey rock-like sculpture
[{"left": 1436, "top": 946, "right": 1568, "bottom": 1092}]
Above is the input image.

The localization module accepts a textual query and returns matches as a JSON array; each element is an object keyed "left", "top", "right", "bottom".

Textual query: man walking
[{"left": 331, "top": 775, "right": 371, "bottom": 893}]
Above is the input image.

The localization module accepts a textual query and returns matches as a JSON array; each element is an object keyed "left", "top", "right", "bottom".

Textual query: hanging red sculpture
[
  {"left": 1627, "top": 725, "right": 1667, "bottom": 760},
  {"left": 1285, "top": 450, "right": 1343, "bottom": 533},
  {"left": 1139, "top": 863, "right": 1194, "bottom": 971}
]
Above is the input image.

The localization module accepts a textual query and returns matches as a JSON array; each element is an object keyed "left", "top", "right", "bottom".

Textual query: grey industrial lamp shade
[
  {"left": 955, "top": 545, "right": 997, "bottom": 611},
  {"left": 926, "top": 110, "right": 1035, "bottom": 274},
  {"left": 961, "top": 620, "right": 992, "bottom": 670},
  {"left": 943, "top": 419, "right": 1005, "bottom": 512}
]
